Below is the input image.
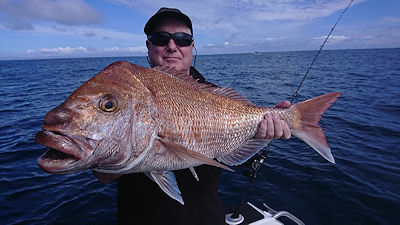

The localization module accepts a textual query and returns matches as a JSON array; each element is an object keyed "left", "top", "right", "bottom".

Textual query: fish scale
[{"left": 135, "top": 67, "right": 270, "bottom": 157}]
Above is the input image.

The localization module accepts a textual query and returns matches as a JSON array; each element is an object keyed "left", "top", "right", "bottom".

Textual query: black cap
[{"left": 144, "top": 7, "right": 193, "bottom": 35}]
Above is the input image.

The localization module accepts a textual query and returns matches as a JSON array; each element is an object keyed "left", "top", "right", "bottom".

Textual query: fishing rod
[{"left": 228, "top": 0, "right": 354, "bottom": 221}]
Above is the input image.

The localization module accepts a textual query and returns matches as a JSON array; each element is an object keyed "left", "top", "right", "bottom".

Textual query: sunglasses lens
[
  {"left": 173, "top": 33, "right": 193, "bottom": 46},
  {"left": 149, "top": 32, "right": 193, "bottom": 47},
  {"left": 148, "top": 33, "right": 170, "bottom": 46}
]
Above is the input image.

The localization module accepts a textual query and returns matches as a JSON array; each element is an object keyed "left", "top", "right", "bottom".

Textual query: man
[{"left": 117, "top": 8, "right": 291, "bottom": 225}]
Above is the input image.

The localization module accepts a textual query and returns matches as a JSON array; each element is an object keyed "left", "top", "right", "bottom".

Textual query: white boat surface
[{"left": 225, "top": 202, "right": 305, "bottom": 225}]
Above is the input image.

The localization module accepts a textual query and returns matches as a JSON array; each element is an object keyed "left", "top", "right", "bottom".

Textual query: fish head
[{"left": 36, "top": 62, "right": 157, "bottom": 174}]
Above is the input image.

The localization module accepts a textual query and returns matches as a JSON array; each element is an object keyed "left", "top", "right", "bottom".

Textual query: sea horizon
[{"left": 1, "top": 46, "right": 398, "bottom": 62}]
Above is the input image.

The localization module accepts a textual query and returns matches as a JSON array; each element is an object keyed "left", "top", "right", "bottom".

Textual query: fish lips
[{"left": 35, "top": 129, "right": 92, "bottom": 174}]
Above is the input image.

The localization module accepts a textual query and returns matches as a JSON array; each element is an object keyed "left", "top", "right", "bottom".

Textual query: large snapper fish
[{"left": 35, "top": 61, "right": 340, "bottom": 204}]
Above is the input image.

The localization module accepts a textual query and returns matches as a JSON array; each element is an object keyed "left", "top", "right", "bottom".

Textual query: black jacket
[{"left": 117, "top": 67, "right": 225, "bottom": 225}]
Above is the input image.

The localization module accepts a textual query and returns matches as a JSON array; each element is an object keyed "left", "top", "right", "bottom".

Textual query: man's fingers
[
  {"left": 255, "top": 118, "right": 268, "bottom": 139},
  {"left": 266, "top": 114, "right": 274, "bottom": 139},
  {"left": 255, "top": 113, "right": 291, "bottom": 140},
  {"left": 273, "top": 114, "right": 283, "bottom": 139},
  {"left": 274, "top": 100, "right": 291, "bottom": 108}
]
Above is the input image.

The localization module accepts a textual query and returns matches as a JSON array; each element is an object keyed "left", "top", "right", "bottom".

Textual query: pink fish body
[{"left": 36, "top": 61, "right": 340, "bottom": 204}]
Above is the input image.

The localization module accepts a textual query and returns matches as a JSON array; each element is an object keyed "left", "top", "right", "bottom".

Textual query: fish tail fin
[{"left": 291, "top": 92, "right": 341, "bottom": 163}]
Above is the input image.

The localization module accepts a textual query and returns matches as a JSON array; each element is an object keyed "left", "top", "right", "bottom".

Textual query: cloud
[
  {"left": 312, "top": 35, "right": 350, "bottom": 41},
  {"left": 39, "top": 46, "right": 89, "bottom": 56},
  {"left": 15, "top": 45, "right": 147, "bottom": 59},
  {"left": 84, "top": 31, "right": 96, "bottom": 38},
  {"left": 18, "top": 24, "right": 145, "bottom": 41},
  {"left": 247, "top": 0, "right": 357, "bottom": 21},
  {"left": 0, "top": 0, "right": 103, "bottom": 30},
  {"left": 198, "top": 33, "right": 377, "bottom": 55},
  {"left": 104, "top": 0, "right": 374, "bottom": 56},
  {"left": 108, "top": 0, "right": 365, "bottom": 36}
]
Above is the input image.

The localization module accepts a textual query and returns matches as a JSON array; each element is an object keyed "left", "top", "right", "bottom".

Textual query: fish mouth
[{"left": 35, "top": 130, "right": 91, "bottom": 174}]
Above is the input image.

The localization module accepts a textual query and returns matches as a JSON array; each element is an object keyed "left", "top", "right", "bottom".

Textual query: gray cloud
[
  {"left": 0, "top": 0, "right": 103, "bottom": 30},
  {"left": 4, "top": 20, "right": 34, "bottom": 30},
  {"left": 84, "top": 31, "right": 96, "bottom": 38}
]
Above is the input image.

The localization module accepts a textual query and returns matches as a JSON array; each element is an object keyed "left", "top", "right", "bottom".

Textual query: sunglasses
[{"left": 147, "top": 32, "right": 194, "bottom": 47}]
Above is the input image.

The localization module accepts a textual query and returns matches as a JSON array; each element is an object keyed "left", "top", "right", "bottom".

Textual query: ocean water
[{"left": 0, "top": 48, "right": 399, "bottom": 225}]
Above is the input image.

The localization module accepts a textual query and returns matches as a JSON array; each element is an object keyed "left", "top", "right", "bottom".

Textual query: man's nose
[{"left": 166, "top": 38, "right": 177, "bottom": 51}]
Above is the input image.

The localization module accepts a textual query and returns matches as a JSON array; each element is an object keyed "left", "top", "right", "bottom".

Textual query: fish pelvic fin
[
  {"left": 146, "top": 171, "right": 184, "bottom": 205},
  {"left": 92, "top": 171, "right": 122, "bottom": 184},
  {"left": 291, "top": 92, "right": 341, "bottom": 163},
  {"left": 157, "top": 137, "right": 234, "bottom": 172}
]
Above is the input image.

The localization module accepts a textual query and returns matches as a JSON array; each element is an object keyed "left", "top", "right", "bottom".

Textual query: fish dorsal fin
[
  {"left": 153, "top": 65, "right": 199, "bottom": 83},
  {"left": 146, "top": 171, "right": 184, "bottom": 205},
  {"left": 153, "top": 65, "right": 216, "bottom": 91},
  {"left": 211, "top": 87, "right": 256, "bottom": 106},
  {"left": 157, "top": 137, "right": 234, "bottom": 172},
  {"left": 152, "top": 66, "right": 255, "bottom": 106},
  {"left": 217, "top": 139, "right": 271, "bottom": 166}
]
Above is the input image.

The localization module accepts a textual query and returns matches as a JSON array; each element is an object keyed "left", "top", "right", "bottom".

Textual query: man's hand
[{"left": 254, "top": 100, "right": 291, "bottom": 140}]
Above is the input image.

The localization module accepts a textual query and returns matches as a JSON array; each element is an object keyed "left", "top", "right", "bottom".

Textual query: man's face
[{"left": 146, "top": 18, "right": 194, "bottom": 74}]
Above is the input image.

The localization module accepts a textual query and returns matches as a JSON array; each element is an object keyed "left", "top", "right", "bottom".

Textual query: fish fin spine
[{"left": 189, "top": 167, "right": 199, "bottom": 181}]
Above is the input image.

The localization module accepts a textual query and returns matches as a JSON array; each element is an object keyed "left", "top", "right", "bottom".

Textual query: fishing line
[
  {"left": 290, "top": 0, "right": 354, "bottom": 104},
  {"left": 229, "top": 0, "right": 354, "bottom": 220}
]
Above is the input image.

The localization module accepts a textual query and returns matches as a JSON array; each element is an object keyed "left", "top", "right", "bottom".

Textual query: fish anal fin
[
  {"left": 157, "top": 137, "right": 234, "bottom": 172},
  {"left": 217, "top": 139, "right": 271, "bottom": 166},
  {"left": 147, "top": 171, "right": 184, "bottom": 205}
]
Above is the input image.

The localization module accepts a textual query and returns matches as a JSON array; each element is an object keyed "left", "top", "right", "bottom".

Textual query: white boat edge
[{"left": 225, "top": 202, "right": 305, "bottom": 225}]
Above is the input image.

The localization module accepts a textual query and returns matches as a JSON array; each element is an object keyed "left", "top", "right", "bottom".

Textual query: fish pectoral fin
[
  {"left": 217, "top": 139, "right": 271, "bottom": 166},
  {"left": 92, "top": 170, "right": 122, "bottom": 184},
  {"left": 189, "top": 167, "right": 199, "bottom": 181},
  {"left": 157, "top": 137, "right": 234, "bottom": 172},
  {"left": 147, "top": 171, "right": 184, "bottom": 205}
]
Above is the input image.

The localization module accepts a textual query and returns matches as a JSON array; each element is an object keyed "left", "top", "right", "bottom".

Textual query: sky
[{"left": 0, "top": 0, "right": 399, "bottom": 60}]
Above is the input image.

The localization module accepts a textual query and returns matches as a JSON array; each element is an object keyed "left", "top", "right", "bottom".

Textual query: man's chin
[
  {"left": 164, "top": 61, "right": 183, "bottom": 71},
  {"left": 164, "top": 58, "right": 180, "bottom": 64}
]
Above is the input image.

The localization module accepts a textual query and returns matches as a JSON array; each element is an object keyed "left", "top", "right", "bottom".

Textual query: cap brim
[{"left": 144, "top": 11, "right": 193, "bottom": 35}]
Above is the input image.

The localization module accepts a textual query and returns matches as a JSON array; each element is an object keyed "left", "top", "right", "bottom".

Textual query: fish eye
[{"left": 99, "top": 96, "right": 118, "bottom": 112}]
